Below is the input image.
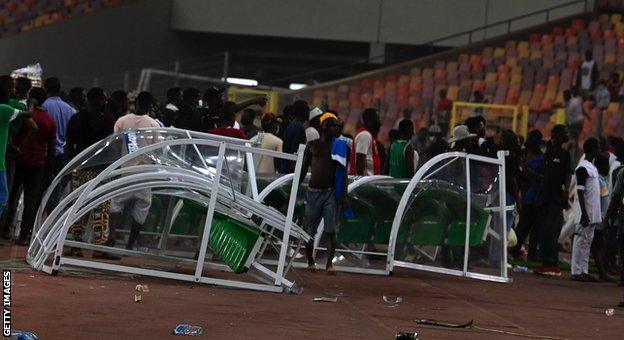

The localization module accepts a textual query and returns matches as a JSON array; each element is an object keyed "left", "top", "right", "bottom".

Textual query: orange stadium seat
[{"left": 297, "top": 8, "right": 624, "bottom": 142}]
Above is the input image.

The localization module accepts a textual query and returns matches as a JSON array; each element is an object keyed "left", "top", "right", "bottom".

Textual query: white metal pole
[
  {"left": 462, "top": 156, "right": 472, "bottom": 276},
  {"left": 274, "top": 144, "right": 305, "bottom": 285},
  {"left": 194, "top": 142, "right": 226, "bottom": 281},
  {"left": 498, "top": 150, "right": 509, "bottom": 279},
  {"left": 245, "top": 143, "right": 259, "bottom": 201}
]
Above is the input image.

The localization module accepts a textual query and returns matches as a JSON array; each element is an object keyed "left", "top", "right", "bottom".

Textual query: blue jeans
[{"left": 0, "top": 171, "right": 7, "bottom": 213}]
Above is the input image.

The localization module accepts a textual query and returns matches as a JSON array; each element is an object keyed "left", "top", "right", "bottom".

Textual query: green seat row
[
  {"left": 208, "top": 213, "right": 262, "bottom": 274},
  {"left": 170, "top": 199, "right": 263, "bottom": 274},
  {"left": 418, "top": 188, "right": 489, "bottom": 246},
  {"left": 338, "top": 185, "right": 489, "bottom": 247}
]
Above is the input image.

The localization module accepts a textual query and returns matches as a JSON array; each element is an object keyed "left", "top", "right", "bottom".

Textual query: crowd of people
[{"left": 0, "top": 72, "right": 621, "bottom": 292}]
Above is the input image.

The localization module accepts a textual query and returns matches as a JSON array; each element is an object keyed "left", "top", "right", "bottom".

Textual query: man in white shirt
[
  {"left": 576, "top": 50, "right": 599, "bottom": 95},
  {"left": 350, "top": 108, "right": 381, "bottom": 176},
  {"left": 108, "top": 92, "right": 160, "bottom": 252},
  {"left": 251, "top": 113, "right": 283, "bottom": 174},
  {"left": 571, "top": 138, "right": 602, "bottom": 282}
]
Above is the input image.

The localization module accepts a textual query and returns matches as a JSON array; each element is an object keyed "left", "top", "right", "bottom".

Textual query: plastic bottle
[
  {"left": 395, "top": 332, "right": 418, "bottom": 339},
  {"left": 512, "top": 265, "right": 529, "bottom": 273},
  {"left": 9, "top": 331, "right": 39, "bottom": 340},
  {"left": 172, "top": 324, "right": 203, "bottom": 336}
]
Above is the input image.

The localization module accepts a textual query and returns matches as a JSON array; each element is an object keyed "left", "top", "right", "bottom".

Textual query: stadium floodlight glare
[
  {"left": 226, "top": 77, "right": 258, "bottom": 86},
  {"left": 289, "top": 83, "right": 307, "bottom": 90}
]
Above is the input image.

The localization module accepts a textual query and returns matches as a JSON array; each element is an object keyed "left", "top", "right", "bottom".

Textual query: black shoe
[
  {"left": 572, "top": 274, "right": 591, "bottom": 282},
  {"left": 582, "top": 273, "right": 600, "bottom": 282},
  {"left": 618, "top": 301, "right": 624, "bottom": 308}
]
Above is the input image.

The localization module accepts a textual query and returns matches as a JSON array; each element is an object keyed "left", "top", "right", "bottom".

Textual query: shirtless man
[{"left": 299, "top": 112, "right": 346, "bottom": 275}]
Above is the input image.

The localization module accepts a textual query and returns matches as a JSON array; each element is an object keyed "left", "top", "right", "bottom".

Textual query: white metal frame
[
  {"left": 258, "top": 151, "right": 511, "bottom": 282},
  {"left": 28, "top": 129, "right": 310, "bottom": 293},
  {"left": 387, "top": 151, "right": 511, "bottom": 283}
]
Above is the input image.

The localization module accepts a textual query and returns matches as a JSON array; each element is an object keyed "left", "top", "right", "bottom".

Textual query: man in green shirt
[
  {"left": 0, "top": 84, "right": 34, "bottom": 215},
  {"left": 389, "top": 119, "right": 416, "bottom": 179}
]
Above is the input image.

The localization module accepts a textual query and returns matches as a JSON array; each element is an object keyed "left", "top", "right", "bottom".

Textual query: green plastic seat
[
  {"left": 352, "top": 185, "right": 400, "bottom": 244},
  {"left": 419, "top": 188, "right": 489, "bottom": 246},
  {"left": 373, "top": 220, "right": 394, "bottom": 244},
  {"left": 354, "top": 186, "right": 400, "bottom": 218},
  {"left": 208, "top": 213, "right": 262, "bottom": 274},
  {"left": 400, "top": 197, "right": 449, "bottom": 246},
  {"left": 168, "top": 201, "right": 263, "bottom": 274},
  {"left": 446, "top": 207, "right": 489, "bottom": 246},
  {"left": 337, "top": 195, "right": 375, "bottom": 243}
]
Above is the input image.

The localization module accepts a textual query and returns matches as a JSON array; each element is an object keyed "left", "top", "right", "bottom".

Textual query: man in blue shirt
[
  {"left": 279, "top": 100, "right": 308, "bottom": 173},
  {"left": 42, "top": 77, "right": 75, "bottom": 211},
  {"left": 510, "top": 131, "right": 545, "bottom": 261}
]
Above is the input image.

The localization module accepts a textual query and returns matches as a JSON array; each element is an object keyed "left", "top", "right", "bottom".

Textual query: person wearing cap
[
  {"left": 299, "top": 112, "right": 346, "bottom": 275},
  {"left": 448, "top": 125, "right": 477, "bottom": 152},
  {"left": 250, "top": 113, "right": 282, "bottom": 174},
  {"left": 350, "top": 108, "right": 381, "bottom": 176},
  {"left": 306, "top": 107, "right": 322, "bottom": 142}
]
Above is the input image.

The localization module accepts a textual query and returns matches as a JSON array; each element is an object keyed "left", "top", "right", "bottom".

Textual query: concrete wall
[
  {"left": 172, "top": 0, "right": 591, "bottom": 46},
  {"left": 0, "top": 0, "right": 192, "bottom": 88}
]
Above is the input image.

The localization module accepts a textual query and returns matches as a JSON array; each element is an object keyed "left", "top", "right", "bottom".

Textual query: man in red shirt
[
  {"left": 12, "top": 87, "right": 56, "bottom": 245},
  {"left": 208, "top": 107, "right": 248, "bottom": 139},
  {"left": 436, "top": 89, "right": 453, "bottom": 136}
]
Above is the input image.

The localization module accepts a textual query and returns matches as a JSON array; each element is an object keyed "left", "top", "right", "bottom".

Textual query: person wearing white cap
[
  {"left": 306, "top": 107, "right": 322, "bottom": 142},
  {"left": 448, "top": 125, "right": 477, "bottom": 152}
]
